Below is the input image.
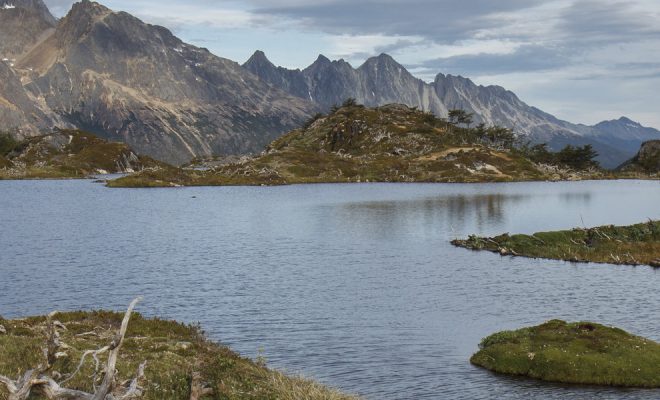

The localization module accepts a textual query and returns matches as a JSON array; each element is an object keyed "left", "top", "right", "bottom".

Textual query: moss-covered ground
[
  {"left": 452, "top": 221, "right": 660, "bottom": 267},
  {"left": 471, "top": 320, "right": 660, "bottom": 387},
  {"left": 0, "top": 311, "right": 356, "bottom": 400}
]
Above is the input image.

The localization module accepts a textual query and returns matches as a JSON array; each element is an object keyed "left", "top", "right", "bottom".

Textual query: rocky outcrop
[
  {"left": 618, "top": 140, "right": 660, "bottom": 173},
  {"left": 0, "top": 129, "right": 160, "bottom": 178}
]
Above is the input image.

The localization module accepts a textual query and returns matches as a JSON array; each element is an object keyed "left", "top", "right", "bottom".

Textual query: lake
[{"left": 1, "top": 179, "right": 659, "bottom": 399}]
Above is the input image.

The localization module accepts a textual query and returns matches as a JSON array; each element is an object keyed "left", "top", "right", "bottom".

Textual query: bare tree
[{"left": 0, "top": 298, "right": 146, "bottom": 400}]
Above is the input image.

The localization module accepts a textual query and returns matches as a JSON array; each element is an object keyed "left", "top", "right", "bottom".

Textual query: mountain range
[
  {"left": 243, "top": 51, "right": 660, "bottom": 168},
  {"left": 1, "top": 0, "right": 658, "bottom": 167}
]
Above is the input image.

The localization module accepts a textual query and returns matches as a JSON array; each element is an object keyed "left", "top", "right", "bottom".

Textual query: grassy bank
[
  {"left": 471, "top": 320, "right": 660, "bottom": 387},
  {"left": 0, "top": 311, "right": 356, "bottom": 400},
  {"left": 452, "top": 221, "right": 660, "bottom": 267}
]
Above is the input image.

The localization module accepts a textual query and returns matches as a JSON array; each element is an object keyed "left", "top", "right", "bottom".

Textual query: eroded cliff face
[{"left": 2, "top": 0, "right": 317, "bottom": 165}]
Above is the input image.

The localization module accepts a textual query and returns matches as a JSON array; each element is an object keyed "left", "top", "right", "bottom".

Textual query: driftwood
[
  {"left": 0, "top": 298, "right": 146, "bottom": 400},
  {"left": 189, "top": 371, "right": 213, "bottom": 400}
]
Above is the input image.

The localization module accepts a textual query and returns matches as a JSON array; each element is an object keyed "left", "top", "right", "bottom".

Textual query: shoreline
[{"left": 452, "top": 221, "right": 660, "bottom": 267}]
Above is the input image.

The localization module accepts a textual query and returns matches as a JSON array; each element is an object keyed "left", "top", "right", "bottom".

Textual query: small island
[
  {"left": 108, "top": 102, "right": 634, "bottom": 188},
  {"left": 452, "top": 221, "right": 660, "bottom": 267},
  {"left": 471, "top": 320, "right": 660, "bottom": 388},
  {"left": 0, "top": 299, "right": 355, "bottom": 400}
]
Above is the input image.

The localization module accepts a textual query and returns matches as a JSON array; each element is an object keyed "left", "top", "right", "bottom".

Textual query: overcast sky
[{"left": 44, "top": 0, "right": 660, "bottom": 128}]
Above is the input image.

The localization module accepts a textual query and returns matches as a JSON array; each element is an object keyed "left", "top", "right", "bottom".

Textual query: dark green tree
[{"left": 342, "top": 98, "right": 358, "bottom": 107}]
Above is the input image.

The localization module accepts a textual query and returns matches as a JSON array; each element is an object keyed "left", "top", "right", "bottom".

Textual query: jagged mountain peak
[
  {"left": 595, "top": 117, "right": 648, "bottom": 130},
  {"left": 366, "top": 53, "right": 398, "bottom": 64},
  {"left": 55, "top": 0, "right": 113, "bottom": 46},
  {"left": 66, "top": 0, "right": 111, "bottom": 20},
  {"left": 304, "top": 54, "right": 354, "bottom": 76},
  {"left": 61, "top": 0, "right": 111, "bottom": 26},
  {"left": 359, "top": 53, "right": 414, "bottom": 82},
  {"left": 72, "top": 0, "right": 109, "bottom": 13},
  {"left": 617, "top": 117, "right": 642, "bottom": 126},
  {"left": 249, "top": 50, "right": 269, "bottom": 60},
  {"left": 244, "top": 50, "right": 276, "bottom": 69},
  {"left": 315, "top": 54, "right": 331, "bottom": 64}
]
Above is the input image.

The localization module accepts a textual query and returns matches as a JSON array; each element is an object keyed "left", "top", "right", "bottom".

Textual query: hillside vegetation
[
  {"left": 0, "top": 130, "right": 159, "bottom": 179},
  {"left": 472, "top": 320, "right": 660, "bottom": 387},
  {"left": 452, "top": 221, "right": 660, "bottom": 267},
  {"left": 110, "top": 103, "right": 617, "bottom": 188},
  {"left": 0, "top": 307, "right": 356, "bottom": 400}
]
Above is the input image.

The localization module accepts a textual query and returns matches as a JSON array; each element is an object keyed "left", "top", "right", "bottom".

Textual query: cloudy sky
[{"left": 44, "top": 0, "right": 660, "bottom": 128}]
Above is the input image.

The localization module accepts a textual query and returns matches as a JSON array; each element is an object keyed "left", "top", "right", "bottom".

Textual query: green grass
[
  {"left": 0, "top": 311, "right": 357, "bottom": 400},
  {"left": 452, "top": 221, "right": 660, "bottom": 267},
  {"left": 471, "top": 320, "right": 660, "bottom": 387}
]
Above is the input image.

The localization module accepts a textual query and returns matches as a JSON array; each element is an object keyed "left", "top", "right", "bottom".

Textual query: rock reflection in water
[{"left": 334, "top": 194, "right": 528, "bottom": 239}]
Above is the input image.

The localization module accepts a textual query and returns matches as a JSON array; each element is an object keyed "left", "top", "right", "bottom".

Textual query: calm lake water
[{"left": 1, "top": 179, "right": 659, "bottom": 399}]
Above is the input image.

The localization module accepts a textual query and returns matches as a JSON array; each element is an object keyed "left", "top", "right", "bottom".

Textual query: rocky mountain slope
[
  {"left": 0, "top": 0, "right": 56, "bottom": 59},
  {"left": 0, "top": 0, "right": 65, "bottom": 137},
  {"left": 244, "top": 52, "right": 659, "bottom": 168},
  {"left": 618, "top": 140, "right": 660, "bottom": 174},
  {"left": 0, "top": 129, "right": 159, "bottom": 178},
  {"left": 2, "top": 0, "right": 316, "bottom": 165}
]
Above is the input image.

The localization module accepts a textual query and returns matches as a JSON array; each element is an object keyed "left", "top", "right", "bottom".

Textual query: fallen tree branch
[
  {"left": 0, "top": 297, "right": 146, "bottom": 400},
  {"left": 189, "top": 371, "right": 213, "bottom": 400}
]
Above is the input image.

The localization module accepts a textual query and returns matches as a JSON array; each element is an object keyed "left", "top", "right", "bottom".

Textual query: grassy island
[
  {"left": 0, "top": 300, "right": 355, "bottom": 400},
  {"left": 452, "top": 221, "right": 660, "bottom": 267},
  {"left": 108, "top": 103, "right": 627, "bottom": 188},
  {"left": 471, "top": 320, "right": 660, "bottom": 388}
]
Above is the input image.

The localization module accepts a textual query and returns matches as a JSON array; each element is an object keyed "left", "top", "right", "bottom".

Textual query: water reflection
[
  {"left": 560, "top": 192, "right": 592, "bottom": 205},
  {"left": 334, "top": 194, "right": 528, "bottom": 238}
]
